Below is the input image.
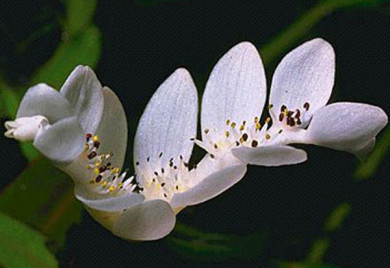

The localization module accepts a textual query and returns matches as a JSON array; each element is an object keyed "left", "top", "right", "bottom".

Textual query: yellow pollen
[
  {"left": 93, "top": 135, "right": 99, "bottom": 142},
  {"left": 102, "top": 181, "right": 108, "bottom": 187},
  {"left": 256, "top": 122, "right": 261, "bottom": 130},
  {"left": 118, "top": 182, "right": 124, "bottom": 188},
  {"left": 265, "top": 133, "right": 271, "bottom": 140},
  {"left": 113, "top": 168, "right": 120, "bottom": 173},
  {"left": 94, "top": 162, "right": 100, "bottom": 167},
  {"left": 226, "top": 119, "right": 230, "bottom": 125},
  {"left": 204, "top": 129, "right": 209, "bottom": 134},
  {"left": 254, "top": 117, "right": 259, "bottom": 123},
  {"left": 268, "top": 104, "right": 274, "bottom": 109},
  {"left": 231, "top": 122, "right": 236, "bottom": 128},
  {"left": 94, "top": 168, "right": 100, "bottom": 174},
  {"left": 89, "top": 179, "right": 95, "bottom": 184},
  {"left": 283, "top": 108, "right": 288, "bottom": 116},
  {"left": 265, "top": 117, "right": 271, "bottom": 124},
  {"left": 225, "top": 131, "right": 230, "bottom": 137},
  {"left": 109, "top": 186, "right": 116, "bottom": 192},
  {"left": 239, "top": 125, "right": 244, "bottom": 131}
]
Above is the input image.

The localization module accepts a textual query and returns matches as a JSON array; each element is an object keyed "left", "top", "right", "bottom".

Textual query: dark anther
[
  {"left": 287, "top": 117, "right": 295, "bottom": 127},
  {"left": 180, "top": 155, "right": 183, "bottom": 160},
  {"left": 214, "top": 144, "right": 218, "bottom": 149},
  {"left": 161, "top": 183, "right": 166, "bottom": 187},
  {"left": 236, "top": 141, "right": 240, "bottom": 146},
  {"left": 279, "top": 113, "right": 284, "bottom": 122},
  {"left": 295, "top": 109, "right": 301, "bottom": 118},
  {"left": 147, "top": 157, "right": 150, "bottom": 162},
  {"left": 154, "top": 171, "right": 159, "bottom": 176},
  {"left": 87, "top": 151, "right": 97, "bottom": 159},
  {"left": 107, "top": 162, "right": 112, "bottom": 166},
  {"left": 297, "top": 119, "right": 302, "bottom": 125},
  {"left": 173, "top": 166, "right": 177, "bottom": 170},
  {"left": 161, "top": 168, "right": 165, "bottom": 173},
  {"left": 169, "top": 162, "right": 173, "bottom": 167},
  {"left": 86, "top": 133, "right": 92, "bottom": 140},
  {"left": 159, "top": 152, "right": 163, "bottom": 158},
  {"left": 190, "top": 138, "right": 195, "bottom": 141},
  {"left": 135, "top": 161, "right": 139, "bottom": 166},
  {"left": 152, "top": 178, "right": 156, "bottom": 182},
  {"left": 242, "top": 133, "right": 248, "bottom": 141},
  {"left": 176, "top": 185, "right": 179, "bottom": 190},
  {"left": 99, "top": 166, "right": 107, "bottom": 173},
  {"left": 287, "top": 111, "right": 294, "bottom": 117},
  {"left": 281, "top": 105, "right": 287, "bottom": 112},
  {"left": 210, "top": 154, "right": 215, "bottom": 159},
  {"left": 278, "top": 129, "right": 283, "bottom": 134},
  {"left": 251, "top": 140, "right": 258, "bottom": 148},
  {"left": 304, "top": 102, "right": 310, "bottom": 111},
  {"left": 94, "top": 141, "right": 100, "bottom": 148},
  {"left": 95, "top": 175, "right": 103, "bottom": 183},
  {"left": 164, "top": 193, "right": 168, "bottom": 198}
]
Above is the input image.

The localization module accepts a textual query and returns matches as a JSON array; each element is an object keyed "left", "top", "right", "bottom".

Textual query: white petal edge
[
  {"left": 17, "top": 83, "right": 73, "bottom": 123},
  {"left": 60, "top": 65, "right": 104, "bottom": 133},
  {"left": 305, "top": 102, "right": 388, "bottom": 156},
  {"left": 113, "top": 199, "right": 176, "bottom": 241},
  {"left": 269, "top": 38, "right": 335, "bottom": 122},
  {"left": 202, "top": 42, "right": 267, "bottom": 135},
  {"left": 231, "top": 145, "right": 307, "bottom": 166},
  {"left": 94, "top": 87, "right": 128, "bottom": 169},
  {"left": 134, "top": 68, "right": 198, "bottom": 169},
  {"left": 170, "top": 164, "right": 247, "bottom": 208},
  {"left": 75, "top": 191, "right": 145, "bottom": 212},
  {"left": 33, "top": 116, "right": 84, "bottom": 165}
]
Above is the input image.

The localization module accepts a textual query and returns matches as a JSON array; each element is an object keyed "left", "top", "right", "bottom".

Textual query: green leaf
[
  {"left": 324, "top": 202, "right": 351, "bottom": 232},
  {"left": 261, "top": 0, "right": 387, "bottom": 65},
  {"left": 0, "top": 157, "right": 82, "bottom": 250},
  {"left": 0, "top": 212, "right": 58, "bottom": 268},
  {"left": 355, "top": 126, "right": 390, "bottom": 180},
  {"left": 32, "top": 25, "right": 101, "bottom": 89},
  {"left": 65, "top": 0, "right": 97, "bottom": 36},
  {"left": 167, "top": 223, "right": 267, "bottom": 261},
  {"left": 277, "top": 262, "right": 341, "bottom": 268}
]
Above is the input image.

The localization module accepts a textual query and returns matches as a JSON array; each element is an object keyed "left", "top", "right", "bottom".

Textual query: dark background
[{"left": 1, "top": 0, "right": 389, "bottom": 267}]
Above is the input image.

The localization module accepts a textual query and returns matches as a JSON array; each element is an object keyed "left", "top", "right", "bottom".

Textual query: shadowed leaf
[
  {"left": 0, "top": 157, "right": 82, "bottom": 250},
  {"left": 0, "top": 212, "right": 58, "bottom": 268}
]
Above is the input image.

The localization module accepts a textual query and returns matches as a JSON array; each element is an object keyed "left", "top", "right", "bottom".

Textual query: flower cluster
[{"left": 5, "top": 38, "right": 388, "bottom": 241}]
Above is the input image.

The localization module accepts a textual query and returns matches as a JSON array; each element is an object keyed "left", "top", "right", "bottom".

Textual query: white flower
[
  {"left": 196, "top": 39, "right": 388, "bottom": 167},
  {"left": 4, "top": 65, "right": 105, "bottom": 165},
  {"left": 75, "top": 69, "right": 247, "bottom": 241}
]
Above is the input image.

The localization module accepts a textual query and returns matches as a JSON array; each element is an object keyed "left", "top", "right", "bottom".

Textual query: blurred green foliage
[
  {"left": 168, "top": 223, "right": 267, "bottom": 261},
  {"left": 0, "top": 157, "right": 82, "bottom": 250},
  {"left": 0, "top": 212, "right": 57, "bottom": 268}
]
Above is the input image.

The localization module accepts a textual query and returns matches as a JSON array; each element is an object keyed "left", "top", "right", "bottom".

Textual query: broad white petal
[
  {"left": 33, "top": 116, "right": 84, "bottom": 165},
  {"left": 17, "top": 83, "right": 73, "bottom": 122},
  {"left": 170, "top": 164, "right": 247, "bottom": 208},
  {"left": 306, "top": 102, "right": 388, "bottom": 156},
  {"left": 94, "top": 87, "right": 128, "bottom": 169},
  {"left": 202, "top": 42, "right": 266, "bottom": 135},
  {"left": 76, "top": 191, "right": 145, "bottom": 212},
  {"left": 113, "top": 199, "right": 175, "bottom": 241},
  {"left": 134, "top": 68, "right": 198, "bottom": 168},
  {"left": 60, "top": 65, "right": 104, "bottom": 133},
  {"left": 231, "top": 145, "right": 307, "bottom": 166},
  {"left": 269, "top": 38, "right": 335, "bottom": 121}
]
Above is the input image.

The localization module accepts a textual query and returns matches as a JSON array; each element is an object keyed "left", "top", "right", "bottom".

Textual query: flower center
[
  {"left": 196, "top": 114, "right": 282, "bottom": 156},
  {"left": 82, "top": 134, "right": 194, "bottom": 202},
  {"left": 277, "top": 102, "right": 311, "bottom": 129},
  {"left": 134, "top": 154, "right": 194, "bottom": 201}
]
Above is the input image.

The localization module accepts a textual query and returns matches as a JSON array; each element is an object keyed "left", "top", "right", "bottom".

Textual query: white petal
[
  {"left": 202, "top": 42, "right": 266, "bottom": 135},
  {"left": 306, "top": 102, "right": 388, "bottom": 156},
  {"left": 17, "top": 83, "right": 73, "bottom": 122},
  {"left": 113, "top": 199, "right": 176, "bottom": 241},
  {"left": 95, "top": 87, "right": 128, "bottom": 169},
  {"left": 33, "top": 116, "right": 84, "bottom": 165},
  {"left": 170, "top": 164, "right": 247, "bottom": 208},
  {"left": 134, "top": 68, "right": 198, "bottom": 168},
  {"left": 75, "top": 191, "right": 145, "bottom": 212},
  {"left": 231, "top": 145, "right": 307, "bottom": 166},
  {"left": 269, "top": 38, "right": 335, "bottom": 121},
  {"left": 60, "top": 65, "right": 104, "bottom": 133}
]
